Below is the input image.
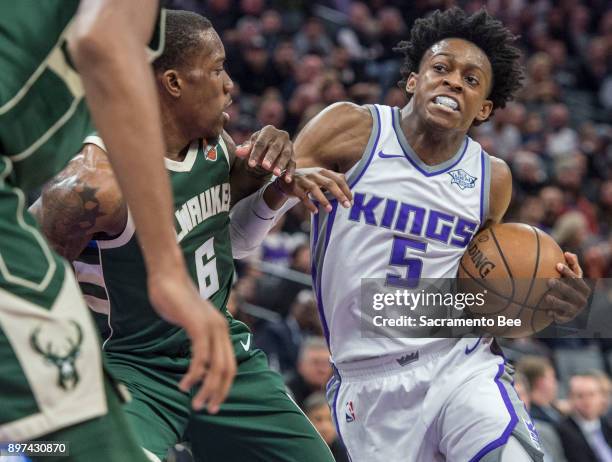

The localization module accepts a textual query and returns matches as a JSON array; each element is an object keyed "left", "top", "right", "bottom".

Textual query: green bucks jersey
[
  {"left": 75, "top": 135, "right": 236, "bottom": 355},
  {"left": 0, "top": 1, "right": 165, "bottom": 191}
]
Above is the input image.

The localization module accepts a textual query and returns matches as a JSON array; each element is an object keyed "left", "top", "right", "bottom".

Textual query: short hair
[
  {"left": 298, "top": 336, "right": 329, "bottom": 362},
  {"left": 153, "top": 10, "right": 213, "bottom": 73},
  {"left": 394, "top": 7, "right": 524, "bottom": 121},
  {"left": 515, "top": 356, "right": 553, "bottom": 389}
]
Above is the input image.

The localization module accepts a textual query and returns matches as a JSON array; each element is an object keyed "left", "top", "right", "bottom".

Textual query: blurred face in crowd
[
  {"left": 292, "top": 293, "right": 322, "bottom": 335},
  {"left": 261, "top": 10, "right": 282, "bottom": 35},
  {"left": 160, "top": 28, "right": 233, "bottom": 142},
  {"left": 307, "top": 403, "right": 337, "bottom": 445},
  {"left": 274, "top": 41, "right": 296, "bottom": 68},
  {"left": 570, "top": 376, "right": 604, "bottom": 421},
  {"left": 298, "top": 346, "right": 332, "bottom": 388},
  {"left": 534, "top": 366, "right": 558, "bottom": 404},
  {"left": 600, "top": 181, "right": 612, "bottom": 209},
  {"left": 540, "top": 186, "right": 565, "bottom": 220},
  {"left": 406, "top": 38, "right": 493, "bottom": 132},
  {"left": 547, "top": 104, "right": 570, "bottom": 130},
  {"left": 257, "top": 98, "right": 285, "bottom": 127}
]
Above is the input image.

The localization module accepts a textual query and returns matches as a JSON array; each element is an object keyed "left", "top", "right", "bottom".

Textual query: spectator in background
[
  {"left": 539, "top": 186, "right": 565, "bottom": 232},
  {"left": 552, "top": 211, "right": 590, "bottom": 256},
  {"left": 598, "top": 180, "right": 612, "bottom": 236},
  {"left": 558, "top": 373, "right": 612, "bottom": 462},
  {"left": 337, "top": 2, "right": 380, "bottom": 62},
  {"left": 514, "top": 372, "right": 568, "bottom": 462},
  {"left": 303, "top": 393, "right": 350, "bottom": 462},
  {"left": 294, "top": 17, "right": 334, "bottom": 57},
  {"left": 255, "top": 290, "right": 322, "bottom": 374},
  {"left": 287, "top": 337, "right": 332, "bottom": 407},
  {"left": 517, "top": 356, "right": 564, "bottom": 425},
  {"left": 546, "top": 104, "right": 579, "bottom": 161}
]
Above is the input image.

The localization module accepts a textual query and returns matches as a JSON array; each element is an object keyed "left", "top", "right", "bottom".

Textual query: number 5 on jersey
[
  {"left": 386, "top": 235, "right": 427, "bottom": 288},
  {"left": 195, "top": 237, "right": 219, "bottom": 298}
]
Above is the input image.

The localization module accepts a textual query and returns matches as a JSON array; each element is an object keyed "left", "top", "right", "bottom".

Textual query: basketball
[{"left": 457, "top": 223, "right": 565, "bottom": 337}]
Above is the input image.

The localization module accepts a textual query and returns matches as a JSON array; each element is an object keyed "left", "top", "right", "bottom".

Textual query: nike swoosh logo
[
  {"left": 378, "top": 151, "right": 405, "bottom": 159},
  {"left": 239, "top": 334, "right": 251, "bottom": 351},
  {"left": 464, "top": 336, "right": 482, "bottom": 355}
]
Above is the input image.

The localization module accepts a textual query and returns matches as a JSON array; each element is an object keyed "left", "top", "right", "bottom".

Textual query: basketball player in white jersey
[{"left": 234, "top": 7, "right": 591, "bottom": 462}]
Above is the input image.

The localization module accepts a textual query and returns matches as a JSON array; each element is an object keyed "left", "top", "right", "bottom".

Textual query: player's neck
[
  {"left": 400, "top": 104, "right": 466, "bottom": 166},
  {"left": 161, "top": 111, "right": 193, "bottom": 162}
]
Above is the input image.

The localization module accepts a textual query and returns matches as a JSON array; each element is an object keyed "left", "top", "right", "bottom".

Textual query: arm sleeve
[{"left": 229, "top": 182, "right": 300, "bottom": 259}]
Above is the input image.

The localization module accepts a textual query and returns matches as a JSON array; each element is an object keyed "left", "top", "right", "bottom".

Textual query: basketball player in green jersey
[
  {"left": 32, "top": 10, "right": 352, "bottom": 462},
  {"left": 0, "top": 1, "right": 244, "bottom": 460}
]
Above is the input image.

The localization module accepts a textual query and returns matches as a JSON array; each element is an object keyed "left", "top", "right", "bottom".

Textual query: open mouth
[{"left": 431, "top": 95, "right": 460, "bottom": 112}]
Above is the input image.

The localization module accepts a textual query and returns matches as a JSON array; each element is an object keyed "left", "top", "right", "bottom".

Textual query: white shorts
[{"left": 326, "top": 338, "right": 544, "bottom": 462}]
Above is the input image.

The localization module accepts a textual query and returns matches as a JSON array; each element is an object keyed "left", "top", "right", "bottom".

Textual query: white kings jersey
[{"left": 311, "top": 104, "right": 492, "bottom": 365}]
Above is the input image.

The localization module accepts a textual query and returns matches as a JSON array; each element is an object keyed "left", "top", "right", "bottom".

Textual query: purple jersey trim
[
  {"left": 393, "top": 107, "right": 470, "bottom": 177},
  {"left": 331, "top": 366, "right": 353, "bottom": 462},
  {"left": 349, "top": 105, "right": 382, "bottom": 188},
  {"left": 479, "top": 149, "right": 485, "bottom": 225},
  {"left": 468, "top": 361, "right": 518, "bottom": 461},
  {"left": 313, "top": 201, "right": 338, "bottom": 346}
]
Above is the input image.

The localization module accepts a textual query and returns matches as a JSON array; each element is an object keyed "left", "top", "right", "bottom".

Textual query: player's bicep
[
  {"left": 294, "top": 102, "right": 371, "bottom": 172},
  {"left": 485, "top": 157, "right": 512, "bottom": 226},
  {"left": 32, "top": 144, "right": 126, "bottom": 261}
]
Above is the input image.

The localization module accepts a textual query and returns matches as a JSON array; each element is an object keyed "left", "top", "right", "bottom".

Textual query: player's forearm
[
  {"left": 69, "top": 1, "right": 184, "bottom": 274},
  {"left": 230, "top": 183, "right": 298, "bottom": 259}
]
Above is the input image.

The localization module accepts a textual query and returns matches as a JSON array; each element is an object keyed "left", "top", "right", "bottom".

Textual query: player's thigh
[
  {"left": 188, "top": 350, "right": 334, "bottom": 462},
  {"left": 438, "top": 362, "right": 544, "bottom": 462},
  {"left": 0, "top": 193, "right": 108, "bottom": 442},
  {"left": 29, "top": 376, "right": 151, "bottom": 462},
  {"left": 106, "top": 354, "right": 191, "bottom": 461}
]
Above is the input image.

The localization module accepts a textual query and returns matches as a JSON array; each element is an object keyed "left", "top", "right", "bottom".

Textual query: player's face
[
  {"left": 181, "top": 30, "right": 233, "bottom": 140},
  {"left": 406, "top": 38, "right": 493, "bottom": 132}
]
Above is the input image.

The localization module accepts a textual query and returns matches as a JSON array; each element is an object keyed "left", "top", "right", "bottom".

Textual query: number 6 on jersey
[{"left": 195, "top": 237, "right": 219, "bottom": 298}]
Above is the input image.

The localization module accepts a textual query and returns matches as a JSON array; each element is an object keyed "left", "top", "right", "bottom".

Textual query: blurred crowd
[{"left": 166, "top": 0, "right": 611, "bottom": 460}]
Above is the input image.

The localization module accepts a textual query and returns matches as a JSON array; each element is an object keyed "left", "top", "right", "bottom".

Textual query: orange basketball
[{"left": 457, "top": 223, "right": 565, "bottom": 337}]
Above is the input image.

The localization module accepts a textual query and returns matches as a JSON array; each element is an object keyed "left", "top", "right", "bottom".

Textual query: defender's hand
[
  {"left": 235, "top": 125, "right": 296, "bottom": 180},
  {"left": 544, "top": 252, "right": 591, "bottom": 324},
  {"left": 276, "top": 167, "right": 353, "bottom": 213},
  {"left": 147, "top": 271, "right": 236, "bottom": 413}
]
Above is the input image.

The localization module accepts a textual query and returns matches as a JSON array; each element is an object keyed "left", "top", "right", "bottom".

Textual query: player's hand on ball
[
  {"left": 235, "top": 125, "right": 296, "bottom": 181},
  {"left": 544, "top": 252, "right": 591, "bottom": 324},
  {"left": 147, "top": 270, "right": 236, "bottom": 413},
  {"left": 275, "top": 167, "right": 353, "bottom": 213}
]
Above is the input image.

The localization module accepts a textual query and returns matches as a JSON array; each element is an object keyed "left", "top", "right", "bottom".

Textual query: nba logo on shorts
[
  {"left": 206, "top": 147, "right": 217, "bottom": 161},
  {"left": 345, "top": 401, "right": 356, "bottom": 422}
]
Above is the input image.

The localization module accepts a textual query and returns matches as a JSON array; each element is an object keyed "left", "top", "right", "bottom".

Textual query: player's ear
[
  {"left": 475, "top": 99, "right": 493, "bottom": 122},
  {"left": 405, "top": 72, "right": 418, "bottom": 96},
  {"left": 161, "top": 70, "right": 182, "bottom": 98}
]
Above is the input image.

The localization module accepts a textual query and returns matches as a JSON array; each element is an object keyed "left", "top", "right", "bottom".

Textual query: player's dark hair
[
  {"left": 153, "top": 10, "right": 213, "bottom": 73},
  {"left": 394, "top": 7, "right": 524, "bottom": 120}
]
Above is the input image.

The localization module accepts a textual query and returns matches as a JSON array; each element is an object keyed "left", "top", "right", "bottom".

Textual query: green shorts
[
  {"left": 106, "top": 324, "right": 334, "bottom": 462},
  {"left": 0, "top": 178, "right": 149, "bottom": 461}
]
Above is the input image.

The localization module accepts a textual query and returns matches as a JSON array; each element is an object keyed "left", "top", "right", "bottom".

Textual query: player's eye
[
  {"left": 465, "top": 75, "right": 479, "bottom": 86},
  {"left": 433, "top": 64, "right": 447, "bottom": 73}
]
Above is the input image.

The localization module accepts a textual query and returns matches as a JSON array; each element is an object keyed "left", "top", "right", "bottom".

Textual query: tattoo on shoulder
[{"left": 41, "top": 181, "right": 107, "bottom": 260}]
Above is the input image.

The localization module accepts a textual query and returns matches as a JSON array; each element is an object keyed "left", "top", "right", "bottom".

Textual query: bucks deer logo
[{"left": 30, "top": 321, "right": 83, "bottom": 390}]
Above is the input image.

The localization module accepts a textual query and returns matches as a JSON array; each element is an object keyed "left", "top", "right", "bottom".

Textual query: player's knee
[{"left": 500, "top": 436, "right": 535, "bottom": 462}]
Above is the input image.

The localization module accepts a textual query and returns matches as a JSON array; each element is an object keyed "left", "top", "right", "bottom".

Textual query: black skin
[{"left": 292, "top": 38, "right": 590, "bottom": 328}]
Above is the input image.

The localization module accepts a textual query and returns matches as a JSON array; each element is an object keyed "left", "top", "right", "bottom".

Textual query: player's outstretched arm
[
  {"left": 30, "top": 144, "right": 126, "bottom": 261},
  {"left": 294, "top": 102, "right": 372, "bottom": 171},
  {"left": 68, "top": 0, "right": 236, "bottom": 411}
]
